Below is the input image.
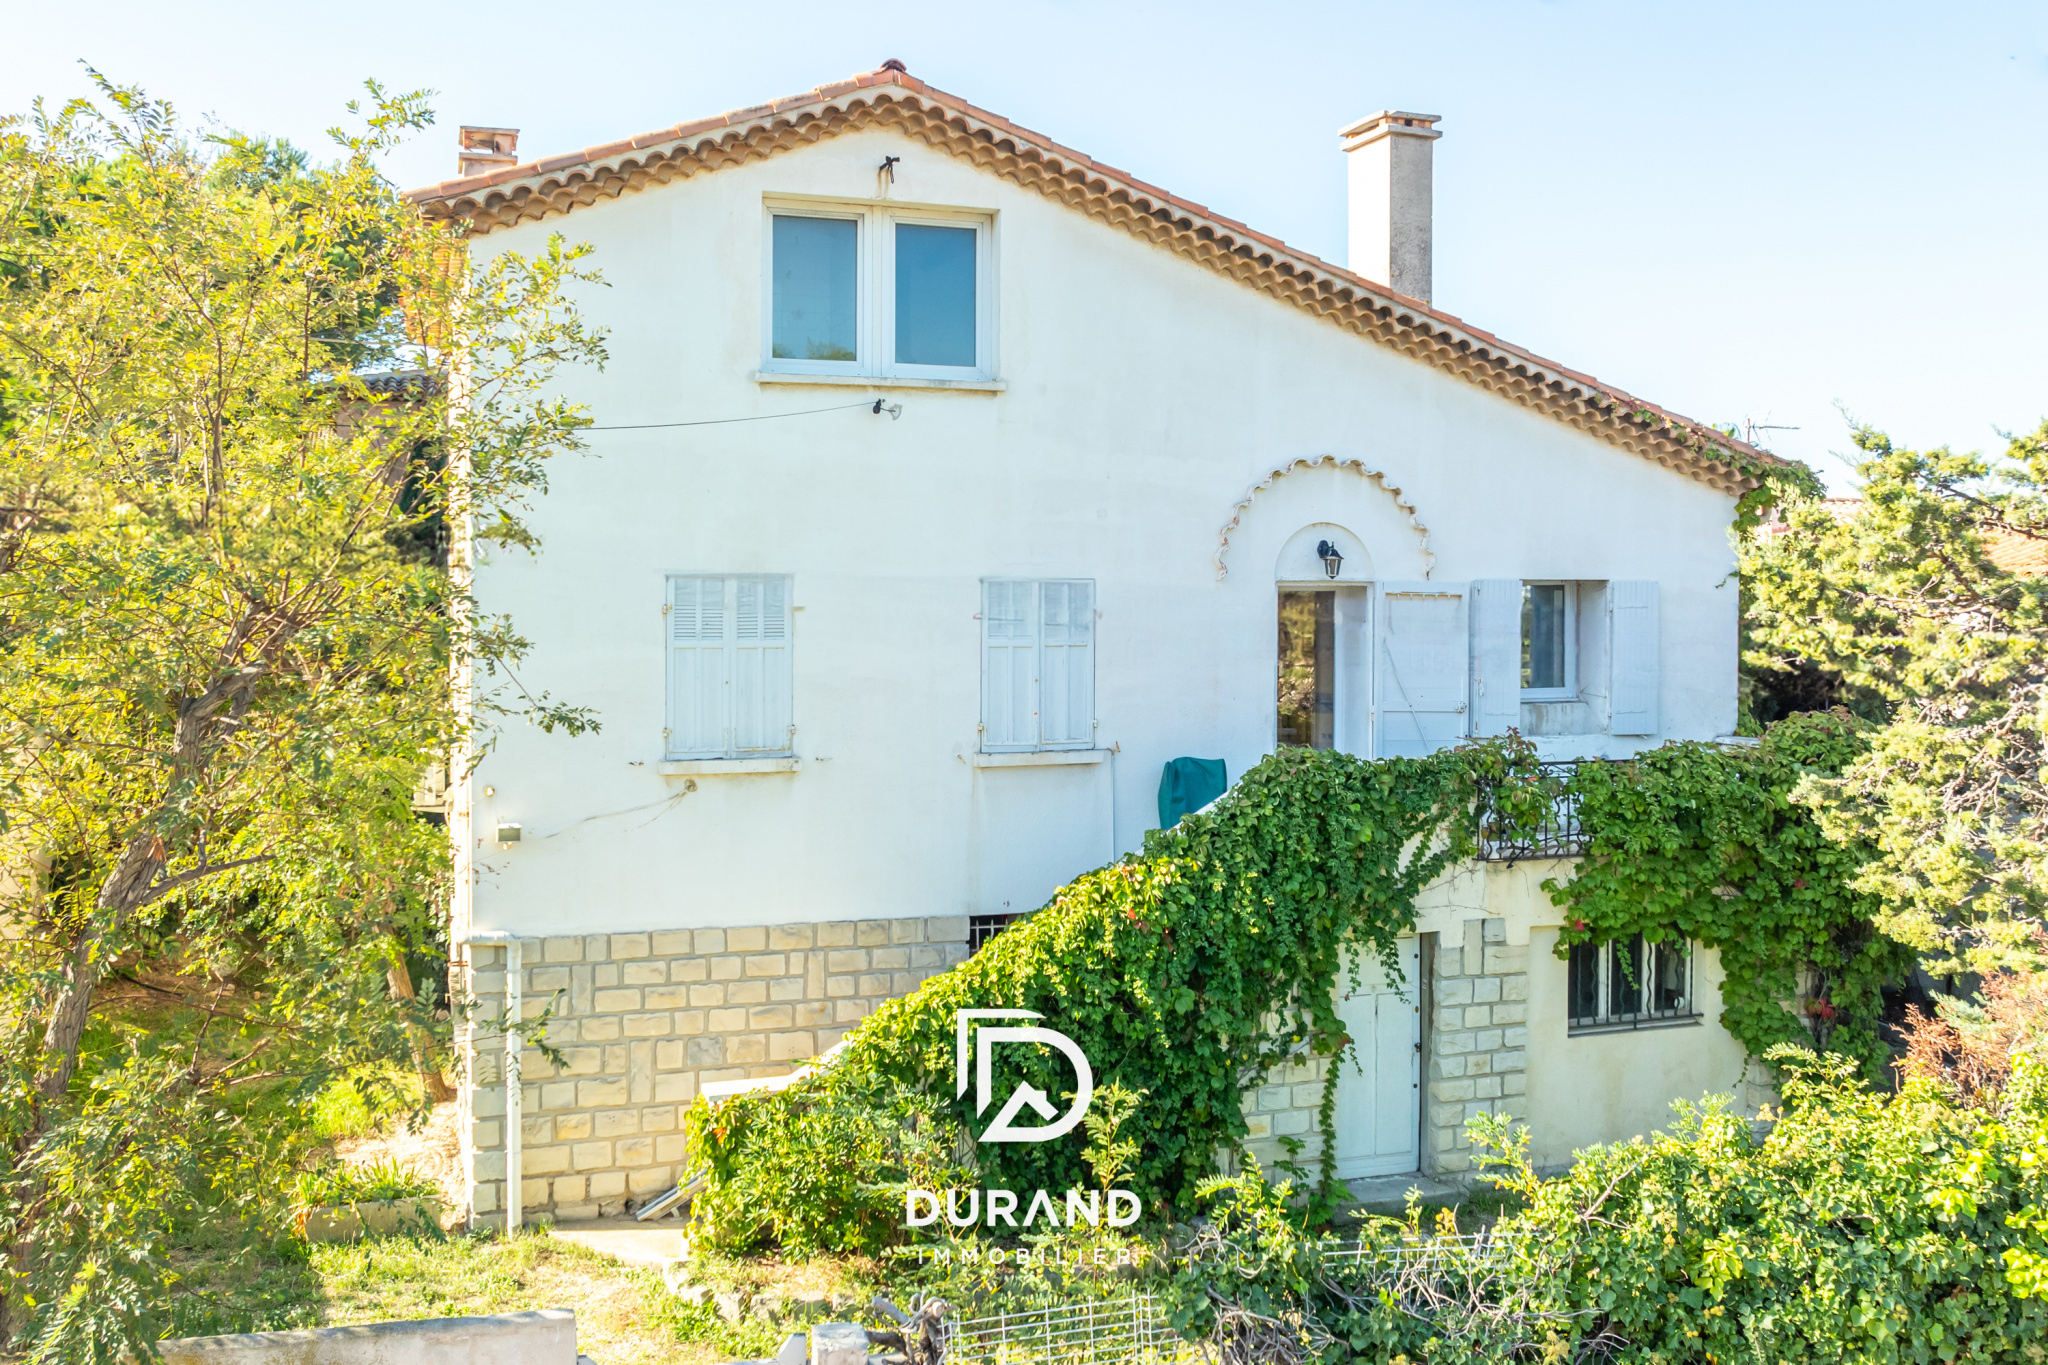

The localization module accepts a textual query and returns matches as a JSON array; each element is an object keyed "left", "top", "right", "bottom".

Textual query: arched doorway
[{"left": 1275, "top": 524, "right": 1372, "bottom": 756}]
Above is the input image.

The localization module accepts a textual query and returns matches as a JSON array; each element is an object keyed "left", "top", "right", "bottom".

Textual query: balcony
[{"left": 1475, "top": 760, "right": 1591, "bottom": 862}]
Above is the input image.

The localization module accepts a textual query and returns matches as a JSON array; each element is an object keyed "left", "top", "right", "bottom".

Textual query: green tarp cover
[{"left": 1158, "top": 756, "right": 1228, "bottom": 830}]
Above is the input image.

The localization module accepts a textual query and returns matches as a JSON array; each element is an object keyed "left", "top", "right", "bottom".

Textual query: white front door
[{"left": 1332, "top": 938, "right": 1421, "bottom": 1178}]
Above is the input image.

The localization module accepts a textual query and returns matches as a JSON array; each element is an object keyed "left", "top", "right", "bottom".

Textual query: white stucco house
[{"left": 410, "top": 63, "right": 1790, "bottom": 1228}]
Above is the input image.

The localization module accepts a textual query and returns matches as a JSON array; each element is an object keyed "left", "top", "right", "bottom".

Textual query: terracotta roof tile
[{"left": 405, "top": 64, "right": 1789, "bottom": 494}]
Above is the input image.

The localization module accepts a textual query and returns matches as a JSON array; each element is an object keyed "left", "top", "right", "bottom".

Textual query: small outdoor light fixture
[
  {"left": 495, "top": 821, "right": 522, "bottom": 845},
  {"left": 1315, "top": 539, "right": 1344, "bottom": 579}
]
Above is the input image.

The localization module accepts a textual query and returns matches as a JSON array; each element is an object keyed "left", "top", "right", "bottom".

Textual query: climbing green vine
[
  {"left": 685, "top": 715, "right": 1915, "bottom": 1256},
  {"left": 1545, "top": 709, "right": 1914, "bottom": 1082},
  {"left": 687, "top": 744, "right": 1493, "bottom": 1246}
]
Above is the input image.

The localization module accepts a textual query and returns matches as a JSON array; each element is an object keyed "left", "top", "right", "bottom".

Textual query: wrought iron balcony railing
[{"left": 1475, "top": 759, "right": 1590, "bottom": 862}]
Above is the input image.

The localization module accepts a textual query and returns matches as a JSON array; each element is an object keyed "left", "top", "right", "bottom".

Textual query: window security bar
[{"left": 968, "top": 912, "right": 1030, "bottom": 953}]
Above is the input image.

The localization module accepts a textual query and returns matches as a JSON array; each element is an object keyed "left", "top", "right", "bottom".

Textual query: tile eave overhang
[{"left": 406, "top": 69, "right": 1790, "bottom": 497}]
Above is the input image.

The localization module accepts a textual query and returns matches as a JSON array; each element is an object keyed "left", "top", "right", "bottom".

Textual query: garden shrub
[
  {"left": 681, "top": 1083, "right": 974, "bottom": 1257},
  {"left": 1175, "top": 1048, "right": 2048, "bottom": 1362},
  {"left": 1900, "top": 962, "right": 2048, "bottom": 1103},
  {"left": 294, "top": 1158, "right": 442, "bottom": 1209}
]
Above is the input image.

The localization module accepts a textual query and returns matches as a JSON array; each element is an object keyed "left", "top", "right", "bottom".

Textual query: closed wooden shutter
[
  {"left": 1375, "top": 582, "right": 1469, "bottom": 758},
  {"left": 1039, "top": 581, "right": 1094, "bottom": 748},
  {"left": 731, "top": 576, "right": 792, "bottom": 753},
  {"left": 667, "top": 576, "right": 726, "bottom": 756},
  {"left": 982, "top": 580, "right": 1038, "bottom": 750},
  {"left": 1609, "top": 580, "right": 1660, "bottom": 736},
  {"left": 1470, "top": 579, "right": 1523, "bottom": 737}
]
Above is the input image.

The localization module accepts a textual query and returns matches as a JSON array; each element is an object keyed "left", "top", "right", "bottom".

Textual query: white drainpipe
[{"left": 459, "top": 929, "right": 522, "bottom": 1236}]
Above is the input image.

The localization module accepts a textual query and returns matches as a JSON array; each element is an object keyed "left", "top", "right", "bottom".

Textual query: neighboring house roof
[
  {"left": 1759, "top": 497, "right": 2048, "bottom": 577},
  {"left": 1756, "top": 496, "right": 1864, "bottom": 539},
  {"left": 406, "top": 65, "right": 1791, "bottom": 497},
  {"left": 1987, "top": 531, "right": 2048, "bottom": 578}
]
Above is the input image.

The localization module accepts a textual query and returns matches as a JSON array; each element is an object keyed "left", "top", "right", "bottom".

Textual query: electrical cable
[{"left": 584, "top": 399, "right": 895, "bottom": 431}]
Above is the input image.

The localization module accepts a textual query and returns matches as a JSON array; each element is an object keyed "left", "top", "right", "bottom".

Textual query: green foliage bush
[
  {"left": 1174, "top": 1048, "right": 2048, "bottom": 1362},
  {"left": 681, "top": 1083, "right": 973, "bottom": 1257},
  {"left": 294, "top": 1158, "right": 442, "bottom": 1209}
]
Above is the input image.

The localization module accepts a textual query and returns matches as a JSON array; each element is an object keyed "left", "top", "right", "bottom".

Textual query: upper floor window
[
  {"left": 666, "top": 575, "right": 792, "bottom": 759},
  {"left": 1567, "top": 934, "right": 1695, "bottom": 1033},
  {"left": 981, "top": 579, "right": 1094, "bottom": 752},
  {"left": 764, "top": 202, "right": 993, "bottom": 381},
  {"left": 1521, "top": 581, "right": 1578, "bottom": 701}
]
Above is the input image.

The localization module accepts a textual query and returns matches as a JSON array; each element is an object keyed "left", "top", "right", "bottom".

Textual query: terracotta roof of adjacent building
[{"left": 406, "top": 64, "right": 1792, "bottom": 496}]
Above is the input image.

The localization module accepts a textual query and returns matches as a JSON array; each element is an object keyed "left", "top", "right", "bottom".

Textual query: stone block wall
[
  {"left": 1424, "top": 918, "right": 1529, "bottom": 1177},
  {"left": 461, "top": 916, "right": 970, "bottom": 1224},
  {"left": 1239, "top": 1052, "right": 1333, "bottom": 1174}
]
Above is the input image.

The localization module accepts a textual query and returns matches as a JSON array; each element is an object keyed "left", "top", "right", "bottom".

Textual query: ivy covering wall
[
  {"left": 1546, "top": 710, "right": 1912, "bottom": 1081},
  {"left": 688, "top": 745, "right": 1488, "bottom": 1247},
  {"left": 685, "top": 716, "right": 1911, "bottom": 1252}
]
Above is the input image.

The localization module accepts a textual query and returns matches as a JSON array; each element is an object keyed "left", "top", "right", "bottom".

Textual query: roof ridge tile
[{"left": 404, "top": 64, "right": 1788, "bottom": 490}]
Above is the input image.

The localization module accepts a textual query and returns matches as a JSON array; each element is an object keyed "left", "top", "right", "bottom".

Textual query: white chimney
[
  {"left": 1340, "top": 111, "right": 1441, "bottom": 303},
  {"left": 458, "top": 126, "right": 520, "bottom": 179}
]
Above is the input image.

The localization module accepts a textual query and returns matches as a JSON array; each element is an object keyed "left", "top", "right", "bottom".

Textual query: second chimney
[
  {"left": 458, "top": 126, "right": 520, "bottom": 179},
  {"left": 1340, "top": 111, "right": 1441, "bottom": 303}
]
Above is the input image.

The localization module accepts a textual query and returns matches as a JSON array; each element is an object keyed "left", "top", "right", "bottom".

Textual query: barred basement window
[
  {"left": 969, "top": 912, "right": 1029, "bottom": 953},
  {"left": 1567, "top": 935, "right": 1697, "bottom": 1033}
]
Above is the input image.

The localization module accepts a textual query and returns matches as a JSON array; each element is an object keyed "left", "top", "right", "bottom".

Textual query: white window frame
[
  {"left": 759, "top": 208, "right": 867, "bottom": 377},
  {"left": 761, "top": 197, "right": 996, "bottom": 382},
  {"left": 1521, "top": 580, "right": 1579, "bottom": 702},
  {"left": 979, "top": 578, "right": 1096, "bottom": 754},
  {"left": 663, "top": 573, "right": 794, "bottom": 761},
  {"left": 1567, "top": 935, "right": 1698, "bottom": 1033}
]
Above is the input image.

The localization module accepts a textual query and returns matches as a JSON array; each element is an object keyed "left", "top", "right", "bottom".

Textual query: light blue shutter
[
  {"left": 731, "top": 576, "right": 792, "bottom": 753},
  {"left": 1609, "top": 580, "right": 1660, "bottom": 736},
  {"left": 1039, "top": 581, "right": 1094, "bottom": 748},
  {"left": 982, "top": 581, "right": 1038, "bottom": 750},
  {"left": 1375, "top": 582, "right": 1468, "bottom": 758},
  {"left": 667, "top": 576, "right": 726, "bottom": 756},
  {"left": 1470, "top": 579, "right": 1523, "bottom": 737}
]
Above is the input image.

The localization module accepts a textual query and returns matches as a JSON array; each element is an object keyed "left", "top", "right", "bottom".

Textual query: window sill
[
  {"left": 658, "top": 757, "right": 799, "bottom": 776},
  {"left": 1568, "top": 1015, "right": 1701, "bottom": 1038},
  {"left": 969, "top": 749, "right": 1108, "bottom": 769},
  {"left": 752, "top": 371, "right": 1006, "bottom": 393}
]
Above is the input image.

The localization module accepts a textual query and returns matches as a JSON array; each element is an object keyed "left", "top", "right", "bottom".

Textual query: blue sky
[{"left": 6, "top": 0, "right": 2044, "bottom": 491}]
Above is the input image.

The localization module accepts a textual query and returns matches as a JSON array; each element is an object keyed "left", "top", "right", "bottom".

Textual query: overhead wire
[{"left": 583, "top": 399, "right": 898, "bottom": 431}]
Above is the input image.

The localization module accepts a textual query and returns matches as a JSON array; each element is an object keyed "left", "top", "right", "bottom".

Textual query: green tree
[
  {"left": 0, "top": 76, "right": 603, "bottom": 1360},
  {"left": 1744, "top": 422, "right": 2048, "bottom": 975}
]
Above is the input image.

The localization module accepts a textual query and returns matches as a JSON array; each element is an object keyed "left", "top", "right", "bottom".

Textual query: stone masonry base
[
  {"left": 1229, "top": 918, "right": 1529, "bottom": 1185},
  {"left": 460, "top": 917, "right": 969, "bottom": 1224},
  {"left": 459, "top": 913, "right": 1533, "bottom": 1221},
  {"left": 1424, "top": 919, "right": 1529, "bottom": 1177}
]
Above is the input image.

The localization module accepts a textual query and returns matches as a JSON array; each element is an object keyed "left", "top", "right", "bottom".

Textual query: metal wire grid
[
  {"left": 934, "top": 1241, "right": 1530, "bottom": 1365},
  {"left": 1476, "top": 760, "right": 1590, "bottom": 861},
  {"left": 1320, "top": 1231, "right": 1526, "bottom": 1276},
  {"left": 940, "top": 1293, "right": 1199, "bottom": 1365}
]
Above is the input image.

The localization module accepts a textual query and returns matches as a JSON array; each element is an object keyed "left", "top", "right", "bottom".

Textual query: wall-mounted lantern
[{"left": 1316, "top": 540, "right": 1344, "bottom": 579}]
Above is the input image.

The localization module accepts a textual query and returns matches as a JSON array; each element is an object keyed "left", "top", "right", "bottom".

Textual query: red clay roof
[{"left": 406, "top": 65, "right": 1792, "bottom": 496}]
